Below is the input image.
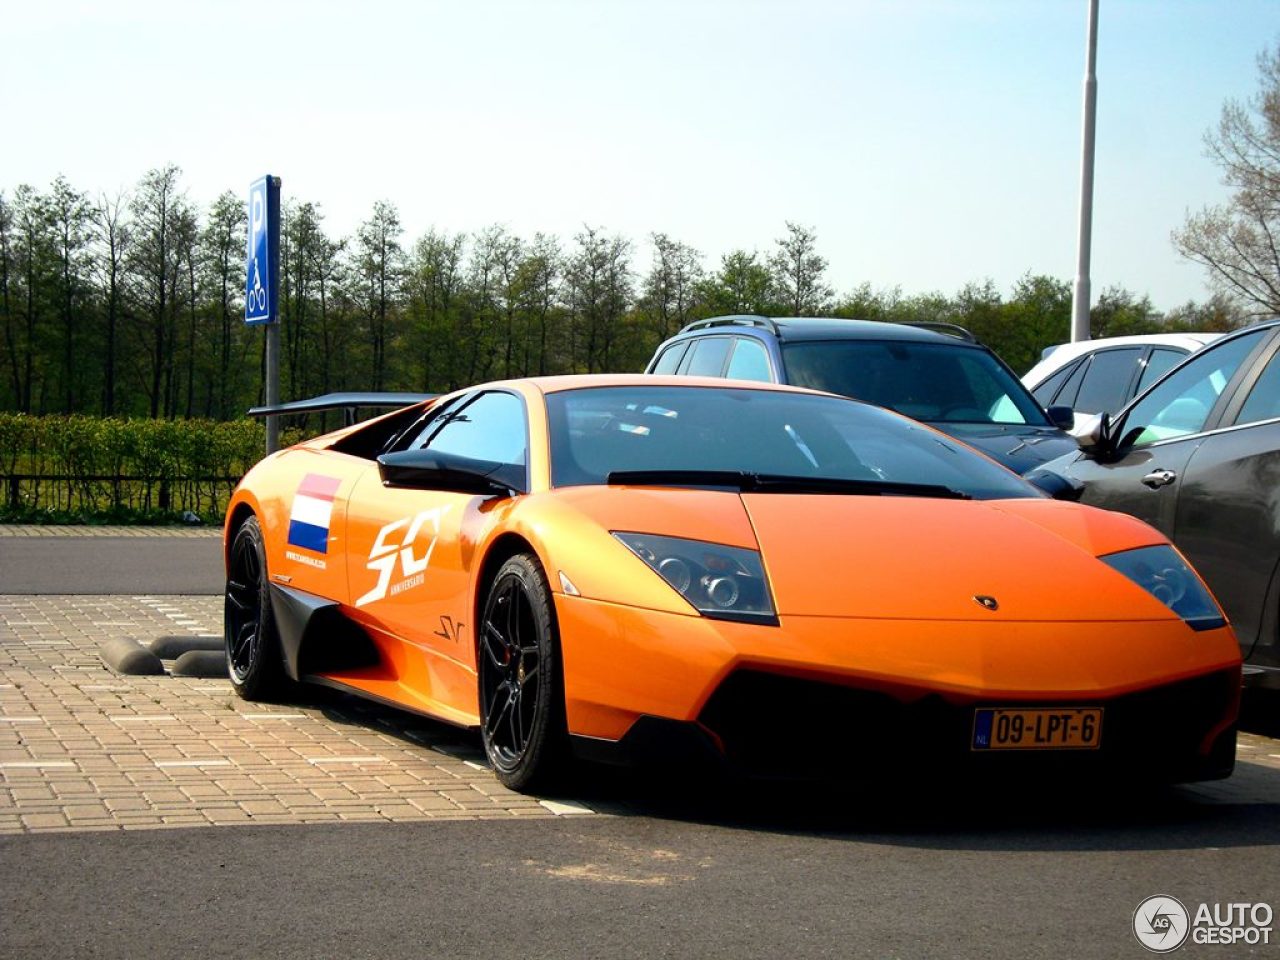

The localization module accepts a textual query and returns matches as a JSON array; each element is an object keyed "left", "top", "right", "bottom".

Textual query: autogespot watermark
[{"left": 1133, "top": 895, "right": 1274, "bottom": 952}]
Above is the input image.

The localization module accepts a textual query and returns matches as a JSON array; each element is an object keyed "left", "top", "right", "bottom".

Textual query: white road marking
[
  {"left": 241, "top": 713, "right": 306, "bottom": 721},
  {"left": 110, "top": 715, "right": 177, "bottom": 723},
  {"left": 538, "top": 799, "right": 595, "bottom": 816}
]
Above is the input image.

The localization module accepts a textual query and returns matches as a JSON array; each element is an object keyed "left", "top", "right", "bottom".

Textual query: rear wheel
[
  {"left": 478, "top": 554, "right": 568, "bottom": 791},
  {"left": 224, "top": 516, "right": 287, "bottom": 700}
]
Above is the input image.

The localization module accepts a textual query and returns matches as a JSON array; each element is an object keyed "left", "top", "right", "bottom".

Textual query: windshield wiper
[{"left": 606, "top": 470, "right": 971, "bottom": 500}]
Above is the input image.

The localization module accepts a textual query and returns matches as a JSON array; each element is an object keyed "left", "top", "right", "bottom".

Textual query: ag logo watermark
[
  {"left": 1133, "top": 896, "right": 1189, "bottom": 953},
  {"left": 1133, "top": 895, "right": 1273, "bottom": 952}
]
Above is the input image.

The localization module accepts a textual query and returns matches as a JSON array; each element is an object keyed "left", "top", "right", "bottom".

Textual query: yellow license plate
[{"left": 972, "top": 707, "right": 1102, "bottom": 750}]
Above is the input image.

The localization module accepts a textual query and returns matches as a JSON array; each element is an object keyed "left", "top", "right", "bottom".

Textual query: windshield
[
  {"left": 546, "top": 385, "right": 1039, "bottom": 500},
  {"left": 781, "top": 340, "right": 1049, "bottom": 426}
]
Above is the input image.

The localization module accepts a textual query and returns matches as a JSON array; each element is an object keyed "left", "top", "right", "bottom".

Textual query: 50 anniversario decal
[{"left": 356, "top": 505, "right": 453, "bottom": 607}]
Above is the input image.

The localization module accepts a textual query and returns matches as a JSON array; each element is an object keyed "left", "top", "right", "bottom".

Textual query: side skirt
[{"left": 267, "top": 583, "right": 381, "bottom": 681}]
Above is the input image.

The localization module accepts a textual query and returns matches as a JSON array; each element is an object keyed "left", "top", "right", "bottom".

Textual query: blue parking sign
[{"left": 245, "top": 176, "right": 280, "bottom": 325}]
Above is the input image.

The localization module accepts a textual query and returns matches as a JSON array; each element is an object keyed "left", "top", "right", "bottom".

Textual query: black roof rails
[
  {"left": 678, "top": 315, "right": 780, "bottom": 336},
  {"left": 897, "top": 321, "right": 977, "bottom": 343}
]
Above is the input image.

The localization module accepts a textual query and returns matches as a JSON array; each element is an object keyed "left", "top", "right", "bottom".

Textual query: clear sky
[{"left": 4, "top": 0, "right": 1275, "bottom": 311}]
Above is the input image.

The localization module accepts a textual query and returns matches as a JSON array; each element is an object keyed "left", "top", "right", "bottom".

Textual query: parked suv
[{"left": 645, "top": 315, "right": 1077, "bottom": 474}]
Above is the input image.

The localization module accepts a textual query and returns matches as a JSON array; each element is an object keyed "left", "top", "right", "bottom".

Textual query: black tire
[
  {"left": 224, "top": 516, "right": 287, "bottom": 701},
  {"left": 478, "top": 553, "right": 568, "bottom": 791}
]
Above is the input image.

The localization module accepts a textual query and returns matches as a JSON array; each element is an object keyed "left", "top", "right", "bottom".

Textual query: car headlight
[
  {"left": 613, "top": 532, "right": 777, "bottom": 624},
  {"left": 1100, "top": 545, "right": 1226, "bottom": 632}
]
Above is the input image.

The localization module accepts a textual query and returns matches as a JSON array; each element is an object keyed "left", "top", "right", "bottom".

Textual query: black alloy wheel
[
  {"left": 224, "top": 516, "right": 285, "bottom": 700},
  {"left": 478, "top": 554, "right": 567, "bottom": 791}
]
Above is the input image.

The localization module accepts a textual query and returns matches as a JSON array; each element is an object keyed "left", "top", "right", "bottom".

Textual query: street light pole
[{"left": 1071, "top": 0, "right": 1099, "bottom": 343}]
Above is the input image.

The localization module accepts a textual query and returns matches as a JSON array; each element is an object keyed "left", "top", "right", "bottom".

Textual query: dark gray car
[
  {"left": 646, "top": 316, "right": 1078, "bottom": 474},
  {"left": 1041, "top": 320, "right": 1280, "bottom": 682}
]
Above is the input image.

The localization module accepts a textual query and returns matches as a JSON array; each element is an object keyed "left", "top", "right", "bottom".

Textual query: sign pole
[
  {"left": 265, "top": 311, "right": 281, "bottom": 453},
  {"left": 246, "top": 175, "right": 282, "bottom": 454}
]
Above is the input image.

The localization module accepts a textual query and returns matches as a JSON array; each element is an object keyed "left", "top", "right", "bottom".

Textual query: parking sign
[{"left": 245, "top": 175, "right": 280, "bottom": 325}]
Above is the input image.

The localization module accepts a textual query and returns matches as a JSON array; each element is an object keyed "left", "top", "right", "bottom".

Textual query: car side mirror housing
[
  {"left": 1046, "top": 405, "right": 1075, "bottom": 431},
  {"left": 377, "top": 450, "right": 516, "bottom": 496},
  {"left": 1070, "top": 411, "right": 1115, "bottom": 459},
  {"left": 1023, "top": 467, "right": 1085, "bottom": 501}
]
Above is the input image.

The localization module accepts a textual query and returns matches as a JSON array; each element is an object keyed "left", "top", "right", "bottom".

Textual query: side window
[
  {"left": 1055, "top": 358, "right": 1089, "bottom": 408},
  {"left": 650, "top": 342, "right": 687, "bottom": 375},
  {"left": 680, "top": 337, "right": 732, "bottom": 377},
  {"left": 1234, "top": 346, "right": 1280, "bottom": 426},
  {"left": 1135, "top": 347, "right": 1186, "bottom": 395},
  {"left": 1072, "top": 347, "right": 1143, "bottom": 415},
  {"left": 1123, "top": 331, "right": 1268, "bottom": 446},
  {"left": 409, "top": 391, "right": 528, "bottom": 489},
  {"left": 1032, "top": 361, "right": 1079, "bottom": 406},
  {"left": 726, "top": 338, "right": 773, "bottom": 382}
]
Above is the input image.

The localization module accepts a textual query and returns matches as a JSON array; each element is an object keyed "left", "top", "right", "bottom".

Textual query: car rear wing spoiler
[{"left": 247, "top": 392, "right": 435, "bottom": 426}]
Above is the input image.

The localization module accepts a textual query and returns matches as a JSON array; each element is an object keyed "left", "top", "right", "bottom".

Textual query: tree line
[{"left": 0, "top": 166, "right": 1251, "bottom": 423}]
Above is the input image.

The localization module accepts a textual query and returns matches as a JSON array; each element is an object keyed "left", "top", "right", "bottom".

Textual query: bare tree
[{"left": 1175, "top": 44, "right": 1280, "bottom": 315}]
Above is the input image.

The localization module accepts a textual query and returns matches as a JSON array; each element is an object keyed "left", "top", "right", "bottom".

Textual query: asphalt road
[
  {"left": 2, "top": 534, "right": 1279, "bottom": 959},
  {"left": 0, "top": 534, "right": 224, "bottom": 594},
  {"left": 3, "top": 782, "right": 1279, "bottom": 960}
]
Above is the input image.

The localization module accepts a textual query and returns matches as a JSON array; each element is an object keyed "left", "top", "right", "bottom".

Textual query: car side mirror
[
  {"left": 377, "top": 450, "right": 516, "bottom": 496},
  {"left": 1023, "top": 468, "right": 1085, "bottom": 501},
  {"left": 1046, "top": 405, "right": 1075, "bottom": 431},
  {"left": 1070, "top": 411, "right": 1116, "bottom": 459}
]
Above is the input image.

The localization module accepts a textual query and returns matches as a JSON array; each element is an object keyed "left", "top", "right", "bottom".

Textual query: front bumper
[{"left": 555, "top": 597, "right": 1242, "bottom": 784}]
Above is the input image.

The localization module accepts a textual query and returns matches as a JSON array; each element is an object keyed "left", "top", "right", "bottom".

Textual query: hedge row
[{"left": 0, "top": 414, "right": 301, "bottom": 522}]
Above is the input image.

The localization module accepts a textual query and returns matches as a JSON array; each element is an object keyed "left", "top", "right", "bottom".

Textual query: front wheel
[
  {"left": 478, "top": 554, "right": 568, "bottom": 791},
  {"left": 224, "top": 516, "right": 287, "bottom": 700}
]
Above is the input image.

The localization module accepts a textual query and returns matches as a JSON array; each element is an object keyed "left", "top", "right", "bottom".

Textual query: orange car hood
[{"left": 742, "top": 494, "right": 1176, "bottom": 622}]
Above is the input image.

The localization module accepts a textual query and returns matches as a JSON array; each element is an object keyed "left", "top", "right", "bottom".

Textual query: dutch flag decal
[{"left": 287, "top": 473, "right": 341, "bottom": 554}]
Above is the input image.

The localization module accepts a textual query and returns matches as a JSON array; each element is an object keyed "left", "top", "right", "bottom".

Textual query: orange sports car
[{"left": 224, "top": 375, "right": 1241, "bottom": 791}]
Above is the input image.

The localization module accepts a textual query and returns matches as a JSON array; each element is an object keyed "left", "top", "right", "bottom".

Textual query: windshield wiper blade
[{"left": 606, "top": 470, "right": 971, "bottom": 499}]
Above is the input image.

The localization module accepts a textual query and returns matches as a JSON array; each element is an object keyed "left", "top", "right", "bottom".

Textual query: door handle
[{"left": 1141, "top": 468, "right": 1178, "bottom": 489}]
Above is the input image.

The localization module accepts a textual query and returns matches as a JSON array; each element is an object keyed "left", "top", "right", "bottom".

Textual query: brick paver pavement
[
  {"left": 2, "top": 588, "right": 1277, "bottom": 834},
  {"left": 0, "top": 594, "right": 589, "bottom": 834}
]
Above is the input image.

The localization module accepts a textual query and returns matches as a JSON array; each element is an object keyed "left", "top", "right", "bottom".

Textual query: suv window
[
  {"left": 781, "top": 340, "right": 1047, "bottom": 425},
  {"left": 726, "top": 338, "right": 772, "bottom": 382},
  {"left": 680, "top": 337, "right": 732, "bottom": 377},
  {"left": 650, "top": 342, "right": 687, "bottom": 375}
]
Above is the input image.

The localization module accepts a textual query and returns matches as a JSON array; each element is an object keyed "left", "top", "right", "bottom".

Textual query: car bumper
[{"left": 556, "top": 598, "right": 1242, "bottom": 783}]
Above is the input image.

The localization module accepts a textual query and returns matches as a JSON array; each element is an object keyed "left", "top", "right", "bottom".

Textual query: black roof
[{"left": 676, "top": 315, "right": 978, "bottom": 345}]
